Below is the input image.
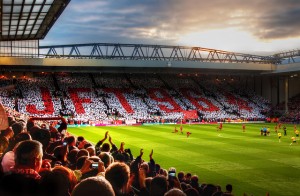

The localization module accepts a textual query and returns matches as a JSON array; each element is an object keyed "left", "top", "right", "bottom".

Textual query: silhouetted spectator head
[
  {"left": 39, "top": 166, "right": 77, "bottom": 196},
  {"left": 76, "top": 149, "right": 89, "bottom": 161},
  {"left": 65, "top": 135, "right": 76, "bottom": 146},
  {"left": 76, "top": 156, "right": 89, "bottom": 170},
  {"left": 223, "top": 184, "right": 233, "bottom": 195},
  {"left": 39, "top": 169, "right": 69, "bottom": 196},
  {"left": 15, "top": 132, "right": 31, "bottom": 142},
  {"left": 30, "top": 128, "right": 51, "bottom": 152},
  {"left": 191, "top": 175, "right": 199, "bottom": 189},
  {"left": 184, "top": 188, "right": 200, "bottom": 196},
  {"left": 77, "top": 136, "right": 84, "bottom": 142},
  {"left": 89, "top": 155, "right": 100, "bottom": 163},
  {"left": 52, "top": 165, "right": 78, "bottom": 194},
  {"left": 26, "top": 120, "right": 35, "bottom": 132},
  {"left": 67, "top": 149, "right": 79, "bottom": 166},
  {"left": 11, "top": 122, "right": 24, "bottom": 135},
  {"left": 46, "top": 140, "right": 62, "bottom": 154},
  {"left": 150, "top": 175, "right": 168, "bottom": 196},
  {"left": 115, "top": 153, "right": 125, "bottom": 162},
  {"left": 72, "top": 176, "right": 115, "bottom": 196},
  {"left": 160, "top": 168, "right": 168, "bottom": 177},
  {"left": 76, "top": 136, "right": 87, "bottom": 149},
  {"left": 140, "top": 161, "right": 149, "bottom": 173},
  {"left": 225, "top": 184, "right": 232, "bottom": 193},
  {"left": 105, "top": 162, "right": 130, "bottom": 195},
  {"left": 99, "top": 152, "right": 114, "bottom": 168},
  {"left": 86, "top": 146, "right": 95, "bottom": 156},
  {"left": 84, "top": 142, "right": 92, "bottom": 149},
  {"left": 202, "top": 184, "right": 217, "bottom": 196},
  {"left": 53, "top": 145, "right": 68, "bottom": 164},
  {"left": 185, "top": 173, "right": 192, "bottom": 183},
  {"left": 76, "top": 136, "right": 85, "bottom": 147},
  {"left": 57, "top": 121, "right": 67, "bottom": 134},
  {"left": 28, "top": 125, "right": 39, "bottom": 132},
  {"left": 165, "top": 188, "right": 186, "bottom": 196},
  {"left": 14, "top": 140, "right": 43, "bottom": 172},
  {"left": 178, "top": 171, "right": 185, "bottom": 182},
  {"left": 101, "top": 143, "right": 110, "bottom": 152}
]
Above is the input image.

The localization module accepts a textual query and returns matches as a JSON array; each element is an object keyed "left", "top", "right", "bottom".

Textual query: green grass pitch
[{"left": 67, "top": 123, "right": 300, "bottom": 196}]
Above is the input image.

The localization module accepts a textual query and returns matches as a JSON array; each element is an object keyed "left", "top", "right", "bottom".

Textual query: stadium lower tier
[{"left": 0, "top": 72, "right": 270, "bottom": 122}]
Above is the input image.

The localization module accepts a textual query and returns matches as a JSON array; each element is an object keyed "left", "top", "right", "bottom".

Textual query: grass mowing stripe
[{"left": 67, "top": 123, "right": 300, "bottom": 196}]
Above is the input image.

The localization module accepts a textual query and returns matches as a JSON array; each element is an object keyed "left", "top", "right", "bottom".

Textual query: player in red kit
[
  {"left": 186, "top": 131, "right": 191, "bottom": 138},
  {"left": 217, "top": 122, "right": 223, "bottom": 131},
  {"left": 242, "top": 124, "right": 246, "bottom": 132},
  {"left": 172, "top": 127, "right": 178, "bottom": 133}
]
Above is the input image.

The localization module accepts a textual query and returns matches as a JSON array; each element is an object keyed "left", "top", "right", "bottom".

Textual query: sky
[{"left": 41, "top": 0, "right": 300, "bottom": 55}]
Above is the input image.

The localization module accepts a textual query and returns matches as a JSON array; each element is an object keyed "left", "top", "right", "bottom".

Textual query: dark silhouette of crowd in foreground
[{"left": 0, "top": 102, "right": 240, "bottom": 196}]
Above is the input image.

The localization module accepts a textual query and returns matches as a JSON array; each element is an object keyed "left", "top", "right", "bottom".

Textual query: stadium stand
[
  {"left": 275, "top": 93, "right": 300, "bottom": 123},
  {"left": 0, "top": 73, "right": 271, "bottom": 124}
]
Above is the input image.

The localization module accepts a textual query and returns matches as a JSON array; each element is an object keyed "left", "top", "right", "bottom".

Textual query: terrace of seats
[{"left": 0, "top": 73, "right": 271, "bottom": 123}]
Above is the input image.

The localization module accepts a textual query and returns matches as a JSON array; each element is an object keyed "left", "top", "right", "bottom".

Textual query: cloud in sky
[{"left": 42, "top": 0, "right": 300, "bottom": 54}]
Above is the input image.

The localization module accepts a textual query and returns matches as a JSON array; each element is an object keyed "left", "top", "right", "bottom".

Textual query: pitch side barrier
[
  {"left": 142, "top": 121, "right": 266, "bottom": 126},
  {"left": 65, "top": 121, "right": 266, "bottom": 127}
]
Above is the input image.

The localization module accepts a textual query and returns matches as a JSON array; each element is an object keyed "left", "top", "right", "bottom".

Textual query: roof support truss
[{"left": 39, "top": 43, "right": 279, "bottom": 64}]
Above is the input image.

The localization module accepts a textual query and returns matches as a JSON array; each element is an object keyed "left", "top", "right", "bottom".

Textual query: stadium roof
[{"left": 0, "top": 0, "right": 70, "bottom": 41}]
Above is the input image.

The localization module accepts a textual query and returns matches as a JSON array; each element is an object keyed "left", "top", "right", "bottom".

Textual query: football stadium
[{"left": 0, "top": 1, "right": 300, "bottom": 196}]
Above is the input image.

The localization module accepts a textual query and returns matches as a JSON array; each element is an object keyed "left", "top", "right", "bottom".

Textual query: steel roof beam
[{"left": 40, "top": 43, "right": 281, "bottom": 64}]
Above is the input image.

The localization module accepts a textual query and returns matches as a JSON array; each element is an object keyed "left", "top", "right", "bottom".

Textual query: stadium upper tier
[
  {"left": 2, "top": 42, "right": 299, "bottom": 76},
  {"left": 0, "top": 72, "right": 270, "bottom": 122}
]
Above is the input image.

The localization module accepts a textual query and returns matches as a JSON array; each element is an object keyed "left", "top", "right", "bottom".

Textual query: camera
[
  {"left": 168, "top": 171, "right": 176, "bottom": 181},
  {"left": 168, "top": 171, "right": 176, "bottom": 177},
  {"left": 91, "top": 162, "right": 98, "bottom": 169},
  {"left": 168, "top": 167, "right": 176, "bottom": 180}
]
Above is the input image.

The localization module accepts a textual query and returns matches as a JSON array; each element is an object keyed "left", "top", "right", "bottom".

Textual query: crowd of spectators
[
  {"left": 0, "top": 106, "right": 236, "bottom": 196},
  {"left": 274, "top": 93, "right": 300, "bottom": 123},
  {"left": 193, "top": 78, "right": 269, "bottom": 121},
  {"left": 0, "top": 73, "right": 271, "bottom": 123},
  {"left": 17, "top": 75, "right": 62, "bottom": 118}
]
